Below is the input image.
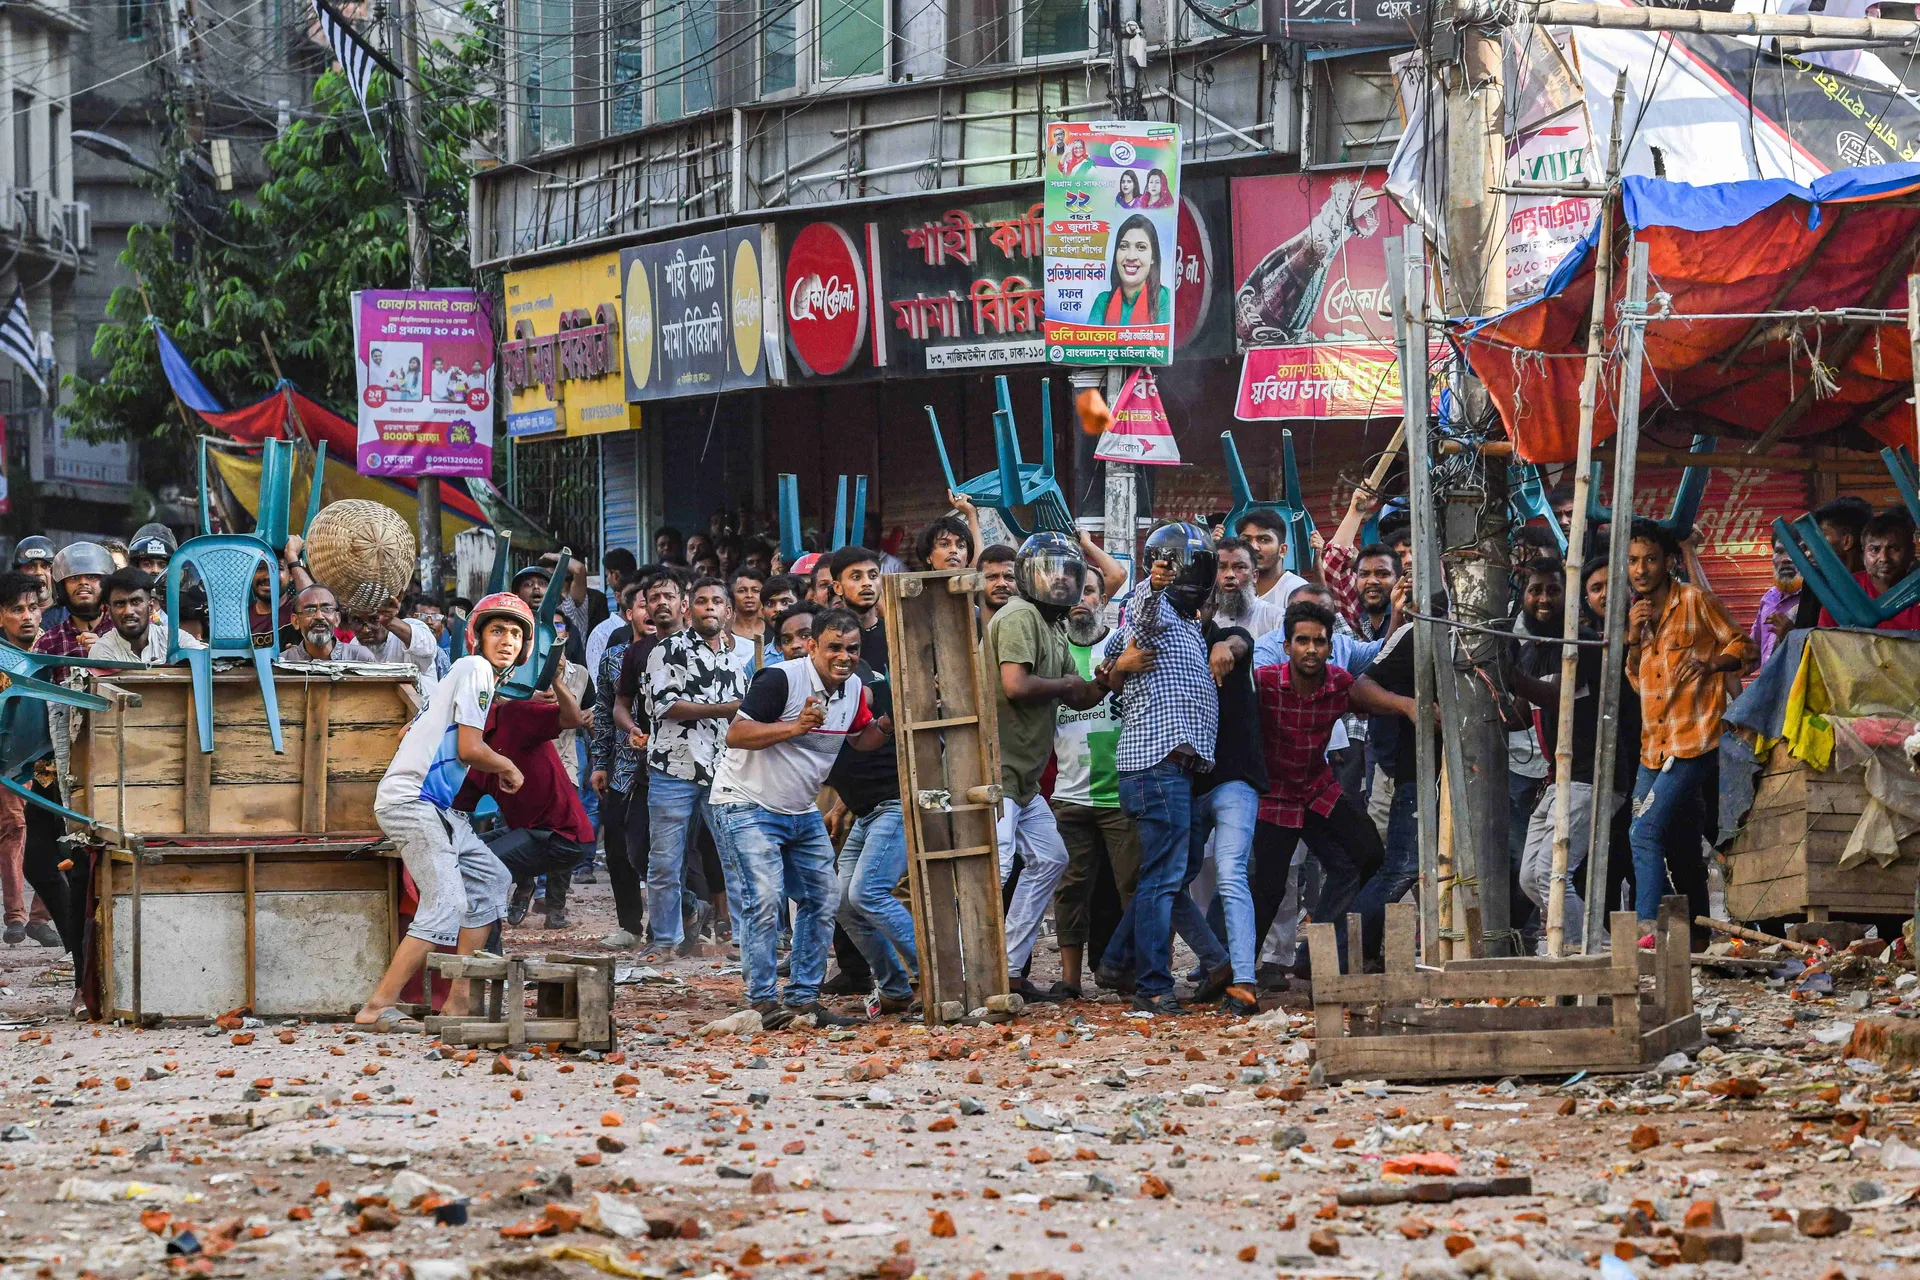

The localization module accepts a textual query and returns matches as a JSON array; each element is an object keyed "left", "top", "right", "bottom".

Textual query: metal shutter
[{"left": 601, "top": 430, "right": 641, "bottom": 559}]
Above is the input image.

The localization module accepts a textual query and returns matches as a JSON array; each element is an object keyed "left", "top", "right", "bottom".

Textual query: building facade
[{"left": 469, "top": 0, "right": 1446, "bottom": 567}]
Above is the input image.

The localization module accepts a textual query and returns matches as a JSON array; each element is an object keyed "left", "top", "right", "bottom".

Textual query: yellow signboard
[{"left": 503, "top": 253, "right": 641, "bottom": 439}]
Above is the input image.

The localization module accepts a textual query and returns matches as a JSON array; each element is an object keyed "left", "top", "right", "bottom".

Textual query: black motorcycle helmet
[
  {"left": 1143, "top": 521, "right": 1216, "bottom": 618},
  {"left": 1013, "top": 531, "right": 1089, "bottom": 616}
]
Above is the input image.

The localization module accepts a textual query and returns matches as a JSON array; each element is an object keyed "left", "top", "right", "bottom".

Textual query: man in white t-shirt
[
  {"left": 351, "top": 595, "right": 444, "bottom": 694},
  {"left": 707, "top": 607, "right": 893, "bottom": 1029},
  {"left": 87, "top": 568, "right": 203, "bottom": 663},
  {"left": 1236, "top": 510, "right": 1308, "bottom": 612},
  {"left": 354, "top": 593, "right": 534, "bottom": 1032}
]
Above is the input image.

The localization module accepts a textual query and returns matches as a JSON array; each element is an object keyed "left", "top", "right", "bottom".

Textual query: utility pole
[
  {"left": 390, "top": 0, "right": 440, "bottom": 600},
  {"left": 1433, "top": 4, "right": 1510, "bottom": 954}
]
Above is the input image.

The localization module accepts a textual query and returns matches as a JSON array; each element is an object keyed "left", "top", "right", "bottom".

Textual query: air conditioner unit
[
  {"left": 62, "top": 201, "right": 91, "bottom": 252},
  {"left": 0, "top": 184, "right": 17, "bottom": 234},
  {"left": 17, "top": 189, "right": 43, "bottom": 241},
  {"left": 32, "top": 192, "right": 53, "bottom": 243}
]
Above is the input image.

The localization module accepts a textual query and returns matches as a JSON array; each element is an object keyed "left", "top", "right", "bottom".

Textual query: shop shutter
[{"left": 602, "top": 431, "right": 640, "bottom": 558}]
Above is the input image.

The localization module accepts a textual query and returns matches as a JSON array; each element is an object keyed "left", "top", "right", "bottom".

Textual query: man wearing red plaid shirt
[{"left": 1253, "top": 599, "right": 1413, "bottom": 973}]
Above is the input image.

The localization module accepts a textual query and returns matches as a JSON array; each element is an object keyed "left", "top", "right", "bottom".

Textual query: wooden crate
[
  {"left": 1723, "top": 742, "right": 1920, "bottom": 922},
  {"left": 76, "top": 668, "right": 416, "bottom": 839},
  {"left": 75, "top": 669, "right": 418, "bottom": 1022},
  {"left": 882, "top": 569, "right": 1008, "bottom": 1023},
  {"left": 422, "top": 952, "right": 614, "bottom": 1050},
  {"left": 1309, "top": 897, "right": 1701, "bottom": 1082}
]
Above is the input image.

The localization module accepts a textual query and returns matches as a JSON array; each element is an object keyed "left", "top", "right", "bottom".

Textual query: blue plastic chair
[
  {"left": 1882, "top": 446, "right": 1920, "bottom": 526},
  {"left": 830, "top": 476, "right": 869, "bottom": 551},
  {"left": 499, "top": 544, "right": 570, "bottom": 701},
  {"left": 0, "top": 642, "right": 150, "bottom": 823},
  {"left": 1509, "top": 461, "right": 1567, "bottom": 555},
  {"left": 777, "top": 476, "right": 804, "bottom": 564},
  {"left": 927, "top": 375, "right": 1073, "bottom": 540},
  {"left": 1589, "top": 434, "right": 1716, "bottom": 541},
  {"left": 1222, "top": 430, "right": 1318, "bottom": 574},
  {"left": 167, "top": 535, "right": 284, "bottom": 754},
  {"left": 197, "top": 435, "right": 327, "bottom": 553}
]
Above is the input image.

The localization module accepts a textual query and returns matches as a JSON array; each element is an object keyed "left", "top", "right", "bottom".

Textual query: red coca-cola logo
[
  {"left": 784, "top": 222, "right": 867, "bottom": 376},
  {"left": 1173, "top": 195, "right": 1213, "bottom": 350}
]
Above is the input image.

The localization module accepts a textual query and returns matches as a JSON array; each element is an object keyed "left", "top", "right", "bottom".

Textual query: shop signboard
[
  {"left": 352, "top": 289, "right": 495, "bottom": 478},
  {"left": 621, "top": 226, "right": 775, "bottom": 400},
  {"left": 1042, "top": 120, "right": 1182, "bottom": 366},
  {"left": 1173, "top": 175, "right": 1233, "bottom": 360},
  {"left": 502, "top": 253, "right": 637, "bottom": 438},
  {"left": 1231, "top": 172, "right": 1407, "bottom": 420},
  {"left": 878, "top": 199, "right": 1048, "bottom": 374}
]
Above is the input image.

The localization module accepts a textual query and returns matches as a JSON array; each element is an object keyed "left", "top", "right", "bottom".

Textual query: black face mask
[{"left": 1166, "top": 583, "right": 1211, "bottom": 618}]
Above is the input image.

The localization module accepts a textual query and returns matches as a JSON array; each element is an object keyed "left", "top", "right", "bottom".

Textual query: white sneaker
[{"left": 599, "top": 929, "right": 636, "bottom": 949}]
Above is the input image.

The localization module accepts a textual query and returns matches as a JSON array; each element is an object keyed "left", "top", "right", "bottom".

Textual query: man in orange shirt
[
  {"left": 1816, "top": 509, "right": 1920, "bottom": 631},
  {"left": 1624, "top": 519, "right": 1754, "bottom": 936}
]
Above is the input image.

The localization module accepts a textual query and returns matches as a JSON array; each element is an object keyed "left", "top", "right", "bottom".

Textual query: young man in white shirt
[
  {"left": 88, "top": 568, "right": 203, "bottom": 663},
  {"left": 708, "top": 608, "right": 893, "bottom": 1028},
  {"left": 1236, "top": 510, "right": 1308, "bottom": 611},
  {"left": 354, "top": 593, "right": 533, "bottom": 1031}
]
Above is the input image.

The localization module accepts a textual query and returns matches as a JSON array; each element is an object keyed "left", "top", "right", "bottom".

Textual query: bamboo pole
[
  {"left": 1546, "top": 71, "right": 1627, "bottom": 959},
  {"left": 1583, "top": 240, "right": 1653, "bottom": 952}
]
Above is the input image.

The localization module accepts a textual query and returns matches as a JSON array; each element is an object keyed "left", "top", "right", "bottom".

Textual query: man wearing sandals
[{"left": 354, "top": 593, "right": 534, "bottom": 1030}]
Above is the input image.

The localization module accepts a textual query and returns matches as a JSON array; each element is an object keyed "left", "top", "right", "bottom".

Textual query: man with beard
[
  {"left": 1751, "top": 529, "right": 1804, "bottom": 666},
  {"left": 32, "top": 543, "right": 116, "bottom": 680},
  {"left": 987, "top": 532, "right": 1105, "bottom": 1002},
  {"left": 89, "top": 568, "right": 203, "bottom": 663},
  {"left": 977, "top": 544, "right": 1018, "bottom": 631},
  {"left": 1504, "top": 556, "right": 1618, "bottom": 952},
  {"left": 349, "top": 594, "right": 445, "bottom": 690},
  {"left": 644, "top": 577, "right": 752, "bottom": 952},
  {"left": 1210, "top": 537, "right": 1282, "bottom": 638},
  {"left": 280, "top": 586, "right": 377, "bottom": 663}
]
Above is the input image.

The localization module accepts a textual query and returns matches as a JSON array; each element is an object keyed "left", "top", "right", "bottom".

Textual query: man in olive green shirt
[{"left": 985, "top": 534, "right": 1103, "bottom": 999}]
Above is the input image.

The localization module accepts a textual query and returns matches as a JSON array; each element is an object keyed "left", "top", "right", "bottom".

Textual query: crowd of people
[{"left": 5, "top": 477, "right": 1915, "bottom": 1024}]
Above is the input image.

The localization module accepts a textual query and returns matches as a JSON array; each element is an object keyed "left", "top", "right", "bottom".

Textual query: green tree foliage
[{"left": 68, "top": 12, "right": 498, "bottom": 444}]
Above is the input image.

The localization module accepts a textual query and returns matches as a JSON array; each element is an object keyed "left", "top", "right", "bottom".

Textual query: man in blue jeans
[
  {"left": 643, "top": 577, "right": 752, "bottom": 951},
  {"left": 709, "top": 608, "right": 894, "bottom": 1028},
  {"left": 1091, "top": 523, "right": 1220, "bottom": 1015}
]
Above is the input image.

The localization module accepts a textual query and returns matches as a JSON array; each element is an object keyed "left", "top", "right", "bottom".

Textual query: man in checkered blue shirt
[{"left": 1091, "top": 522, "right": 1221, "bottom": 1015}]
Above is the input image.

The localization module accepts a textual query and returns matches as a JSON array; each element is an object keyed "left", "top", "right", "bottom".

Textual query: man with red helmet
[{"left": 355, "top": 592, "right": 534, "bottom": 1031}]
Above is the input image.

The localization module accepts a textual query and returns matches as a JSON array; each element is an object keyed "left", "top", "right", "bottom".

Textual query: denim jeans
[
  {"left": 996, "top": 794, "right": 1070, "bottom": 972},
  {"left": 1193, "top": 781, "right": 1259, "bottom": 985},
  {"left": 1629, "top": 752, "right": 1717, "bottom": 925},
  {"left": 1350, "top": 779, "right": 1419, "bottom": 949},
  {"left": 645, "top": 770, "right": 709, "bottom": 948},
  {"left": 708, "top": 803, "right": 838, "bottom": 1007},
  {"left": 836, "top": 800, "right": 917, "bottom": 1001},
  {"left": 1100, "top": 760, "right": 1227, "bottom": 997}
]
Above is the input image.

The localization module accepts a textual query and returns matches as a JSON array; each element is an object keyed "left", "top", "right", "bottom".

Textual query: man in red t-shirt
[
  {"left": 1817, "top": 509, "right": 1920, "bottom": 631},
  {"left": 456, "top": 670, "right": 593, "bottom": 929}
]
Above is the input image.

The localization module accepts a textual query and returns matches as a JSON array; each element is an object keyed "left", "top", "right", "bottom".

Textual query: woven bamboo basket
[{"left": 305, "top": 500, "right": 415, "bottom": 613}]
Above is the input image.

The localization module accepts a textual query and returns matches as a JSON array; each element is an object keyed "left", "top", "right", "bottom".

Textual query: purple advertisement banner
[{"left": 352, "top": 289, "right": 495, "bottom": 478}]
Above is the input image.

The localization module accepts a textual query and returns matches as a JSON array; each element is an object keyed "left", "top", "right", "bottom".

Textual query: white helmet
[{"left": 50, "top": 541, "right": 115, "bottom": 583}]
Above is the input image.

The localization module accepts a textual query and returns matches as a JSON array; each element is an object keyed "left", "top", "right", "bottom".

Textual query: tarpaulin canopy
[
  {"left": 1463, "top": 161, "right": 1920, "bottom": 463},
  {"left": 155, "top": 324, "right": 492, "bottom": 529},
  {"left": 206, "top": 447, "right": 485, "bottom": 556}
]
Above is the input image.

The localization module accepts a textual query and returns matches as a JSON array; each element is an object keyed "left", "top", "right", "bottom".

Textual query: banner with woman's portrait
[{"left": 1042, "top": 121, "right": 1181, "bottom": 366}]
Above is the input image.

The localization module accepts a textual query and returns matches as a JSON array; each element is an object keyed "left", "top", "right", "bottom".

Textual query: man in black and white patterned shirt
[{"left": 644, "top": 577, "right": 753, "bottom": 950}]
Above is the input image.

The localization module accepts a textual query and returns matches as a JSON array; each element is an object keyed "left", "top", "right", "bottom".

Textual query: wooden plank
[
  {"left": 916, "top": 844, "right": 998, "bottom": 862},
  {"left": 1641, "top": 1013, "right": 1705, "bottom": 1061},
  {"left": 1724, "top": 838, "right": 1809, "bottom": 886},
  {"left": 243, "top": 850, "right": 257, "bottom": 1011},
  {"left": 574, "top": 960, "right": 612, "bottom": 1051},
  {"left": 182, "top": 705, "right": 211, "bottom": 834},
  {"left": 95, "top": 842, "right": 114, "bottom": 1020},
  {"left": 1375, "top": 1004, "right": 1616, "bottom": 1034},
  {"left": 1726, "top": 874, "right": 1812, "bottom": 922},
  {"left": 1609, "top": 911, "right": 1641, "bottom": 1043},
  {"left": 1318, "top": 1025, "right": 1644, "bottom": 1081},
  {"left": 437, "top": 1017, "right": 579, "bottom": 1046},
  {"left": 301, "top": 684, "right": 330, "bottom": 833},
  {"left": 108, "top": 856, "right": 390, "bottom": 896},
  {"left": 1311, "top": 961, "right": 1638, "bottom": 1005},
  {"left": 505, "top": 958, "right": 525, "bottom": 1045},
  {"left": 1306, "top": 922, "right": 1343, "bottom": 1040}
]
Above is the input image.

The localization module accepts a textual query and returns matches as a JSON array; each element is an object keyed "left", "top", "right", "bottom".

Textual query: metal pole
[
  {"left": 1909, "top": 273, "right": 1920, "bottom": 457},
  {"left": 1583, "top": 239, "right": 1651, "bottom": 953},
  {"left": 1390, "top": 230, "right": 1443, "bottom": 964},
  {"left": 1546, "top": 70, "right": 1626, "bottom": 958},
  {"left": 393, "top": 0, "right": 440, "bottom": 601}
]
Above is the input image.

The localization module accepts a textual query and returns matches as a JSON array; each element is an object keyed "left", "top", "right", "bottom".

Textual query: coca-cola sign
[
  {"left": 1173, "top": 195, "right": 1213, "bottom": 351},
  {"left": 784, "top": 222, "right": 867, "bottom": 376}
]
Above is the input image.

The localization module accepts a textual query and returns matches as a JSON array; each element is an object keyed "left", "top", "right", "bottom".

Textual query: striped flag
[
  {"left": 310, "top": 0, "right": 402, "bottom": 131},
  {"left": 0, "top": 291, "right": 44, "bottom": 396}
]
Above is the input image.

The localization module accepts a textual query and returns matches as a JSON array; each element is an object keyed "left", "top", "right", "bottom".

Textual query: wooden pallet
[
  {"left": 881, "top": 569, "right": 1007, "bottom": 1024},
  {"left": 422, "top": 952, "right": 614, "bottom": 1050},
  {"left": 1308, "top": 896, "right": 1701, "bottom": 1081},
  {"left": 1724, "top": 742, "right": 1920, "bottom": 922}
]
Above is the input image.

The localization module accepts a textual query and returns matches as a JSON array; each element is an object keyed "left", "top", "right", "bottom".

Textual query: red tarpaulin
[{"left": 1463, "top": 165, "right": 1920, "bottom": 464}]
